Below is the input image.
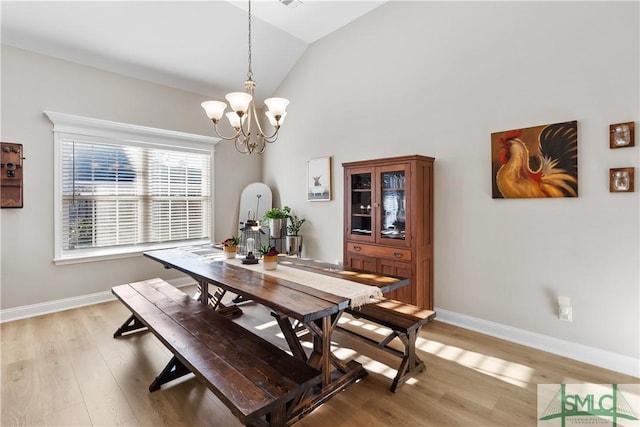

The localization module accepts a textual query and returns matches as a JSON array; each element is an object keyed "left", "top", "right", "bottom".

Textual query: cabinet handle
[
  {"left": 393, "top": 252, "right": 403, "bottom": 257},
  {"left": 353, "top": 246, "right": 362, "bottom": 251}
]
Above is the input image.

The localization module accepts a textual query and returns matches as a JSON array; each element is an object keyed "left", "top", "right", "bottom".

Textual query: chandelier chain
[{"left": 247, "top": 0, "right": 253, "bottom": 81}]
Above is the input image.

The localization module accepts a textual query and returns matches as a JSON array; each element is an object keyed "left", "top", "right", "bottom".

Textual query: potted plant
[
  {"left": 286, "top": 214, "right": 306, "bottom": 256},
  {"left": 258, "top": 244, "right": 279, "bottom": 270},
  {"left": 220, "top": 236, "right": 240, "bottom": 259},
  {"left": 263, "top": 206, "right": 291, "bottom": 238}
]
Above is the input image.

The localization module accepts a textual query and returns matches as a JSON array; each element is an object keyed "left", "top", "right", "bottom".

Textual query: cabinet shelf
[
  {"left": 381, "top": 234, "right": 405, "bottom": 240},
  {"left": 352, "top": 230, "right": 372, "bottom": 235}
]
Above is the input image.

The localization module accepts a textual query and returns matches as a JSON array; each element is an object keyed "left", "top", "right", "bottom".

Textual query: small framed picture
[{"left": 307, "top": 156, "right": 332, "bottom": 201}]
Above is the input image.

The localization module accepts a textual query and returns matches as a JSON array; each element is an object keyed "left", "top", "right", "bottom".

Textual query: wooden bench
[
  {"left": 338, "top": 299, "right": 435, "bottom": 392},
  {"left": 112, "top": 278, "right": 322, "bottom": 427}
]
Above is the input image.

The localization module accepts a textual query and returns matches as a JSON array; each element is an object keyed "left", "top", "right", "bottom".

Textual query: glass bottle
[
  {"left": 613, "top": 171, "right": 630, "bottom": 191},
  {"left": 614, "top": 125, "right": 631, "bottom": 147}
]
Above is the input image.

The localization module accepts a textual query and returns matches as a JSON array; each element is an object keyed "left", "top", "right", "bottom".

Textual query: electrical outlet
[
  {"left": 558, "top": 296, "right": 573, "bottom": 322},
  {"left": 559, "top": 305, "right": 573, "bottom": 322}
]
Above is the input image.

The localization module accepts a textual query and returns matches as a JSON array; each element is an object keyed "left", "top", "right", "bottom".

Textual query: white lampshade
[
  {"left": 264, "top": 97, "right": 289, "bottom": 118},
  {"left": 225, "top": 92, "right": 253, "bottom": 114},
  {"left": 201, "top": 101, "right": 227, "bottom": 121},
  {"left": 266, "top": 111, "right": 287, "bottom": 127},
  {"left": 226, "top": 111, "right": 245, "bottom": 129}
]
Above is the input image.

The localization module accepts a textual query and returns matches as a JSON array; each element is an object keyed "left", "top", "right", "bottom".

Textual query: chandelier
[{"left": 201, "top": 0, "right": 289, "bottom": 154}]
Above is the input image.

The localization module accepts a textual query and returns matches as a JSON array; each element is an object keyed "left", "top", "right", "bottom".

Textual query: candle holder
[
  {"left": 609, "top": 122, "right": 635, "bottom": 148},
  {"left": 609, "top": 167, "right": 635, "bottom": 193}
]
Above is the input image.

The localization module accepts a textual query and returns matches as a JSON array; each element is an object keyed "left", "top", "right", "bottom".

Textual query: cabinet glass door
[
  {"left": 350, "top": 172, "right": 372, "bottom": 238},
  {"left": 379, "top": 169, "right": 406, "bottom": 241}
]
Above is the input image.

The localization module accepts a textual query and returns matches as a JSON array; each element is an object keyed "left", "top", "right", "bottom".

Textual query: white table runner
[{"left": 221, "top": 258, "right": 382, "bottom": 308}]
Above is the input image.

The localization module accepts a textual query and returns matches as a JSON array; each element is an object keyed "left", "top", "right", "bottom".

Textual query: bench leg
[
  {"left": 390, "top": 329, "right": 425, "bottom": 393},
  {"left": 194, "top": 285, "right": 243, "bottom": 318},
  {"left": 266, "top": 404, "right": 286, "bottom": 427},
  {"left": 209, "top": 287, "right": 227, "bottom": 309},
  {"left": 113, "top": 314, "right": 147, "bottom": 338},
  {"left": 149, "top": 355, "right": 191, "bottom": 392}
]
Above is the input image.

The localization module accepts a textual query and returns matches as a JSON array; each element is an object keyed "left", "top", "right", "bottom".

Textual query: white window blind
[
  {"left": 47, "top": 111, "right": 218, "bottom": 263},
  {"left": 62, "top": 139, "right": 211, "bottom": 250}
]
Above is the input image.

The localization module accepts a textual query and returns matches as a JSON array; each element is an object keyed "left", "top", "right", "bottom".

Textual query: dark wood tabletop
[{"left": 143, "top": 247, "right": 408, "bottom": 323}]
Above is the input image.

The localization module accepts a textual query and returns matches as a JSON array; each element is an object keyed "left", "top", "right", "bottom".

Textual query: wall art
[
  {"left": 1, "top": 142, "right": 24, "bottom": 208},
  {"left": 491, "top": 120, "right": 578, "bottom": 199},
  {"left": 307, "top": 156, "right": 332, "bottom": 201}
]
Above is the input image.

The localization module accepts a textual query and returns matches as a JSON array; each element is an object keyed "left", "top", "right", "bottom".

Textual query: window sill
[{"left": 53, "top": 239, "right": 211, "bottom": 265}]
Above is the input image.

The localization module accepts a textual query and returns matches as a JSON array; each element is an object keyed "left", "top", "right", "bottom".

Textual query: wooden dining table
[{"left": 143, "top": 246, "right": 409, "bottom": 422}]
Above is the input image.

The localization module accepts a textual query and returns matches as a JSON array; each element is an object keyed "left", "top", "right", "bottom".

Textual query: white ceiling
[{"left": 1, "top": 1, "right": 387, "bottom": 101}]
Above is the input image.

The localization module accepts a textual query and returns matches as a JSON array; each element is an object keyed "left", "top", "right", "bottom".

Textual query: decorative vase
[
  {"left": 223, "top": 246, "right": 237, "bottom": 259},
  {"left": 270, "top": 218, "right": 285, "bottom": 238},
  {"left": 262, "top": 255, "right": 278, "bottom": 270},
  {"left": 286, "top": 235, "right": 303, "bottom": 257}
]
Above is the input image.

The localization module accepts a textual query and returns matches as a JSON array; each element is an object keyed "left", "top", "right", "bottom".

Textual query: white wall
[
  {"left": 263, "top": 2, "right": 639, "bottom": 360},
  {"left": 0, "top": 45, "right": 260, "bottom": 309}
]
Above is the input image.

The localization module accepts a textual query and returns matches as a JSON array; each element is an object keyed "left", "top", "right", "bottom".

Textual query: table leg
[
  {"left": 198, "top": 279, "right": 208, "bottom": 305},
  {"left": 321, "top": 316, "right": 331, "bottom": 387},
  {"left": 286, "top": 313, "right": 368, "bottom": 425},
  {"left": 305, "top": 313, "right": 366, "bottom": 388},
  {"left": 271, "top": 312, "right": 308, "bottom": 362}
]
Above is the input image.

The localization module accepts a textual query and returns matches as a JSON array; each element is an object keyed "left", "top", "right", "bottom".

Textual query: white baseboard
[
  {"left": 435, "top": 307, "right": 639, "bottom": 378},
  {"left": 0, "top": 277, "right": 195, "bottom": 323}
]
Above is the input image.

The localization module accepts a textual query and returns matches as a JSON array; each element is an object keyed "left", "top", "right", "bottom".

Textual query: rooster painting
[{"left": 492, "top": 121, "right": 578, "bottom": 198}]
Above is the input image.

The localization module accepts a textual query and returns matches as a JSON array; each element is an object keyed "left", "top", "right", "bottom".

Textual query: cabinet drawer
[{"left": 346, "top": 242, "right": 412, "bottom": 261}]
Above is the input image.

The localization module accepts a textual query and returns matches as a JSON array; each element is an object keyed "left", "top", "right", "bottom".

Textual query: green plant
[
  {"left": 263, "top": 206, "right": 291, "bottom": 220},
  {"left": 287, "top": 215, "right": 306, "bottom": 236},
  {"left": 258, "top": 244, "right": 279, "bottom": 256},
  {"left": 257, "top": 243, "right": 269, "bottom": 255},
  {"left": 221, "top": 236, "right": 240, "bottom": 247}
]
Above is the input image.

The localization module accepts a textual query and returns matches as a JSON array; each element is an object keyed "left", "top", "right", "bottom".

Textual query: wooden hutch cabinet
[{"left": 343, "top": 155, "right": 434, "bottom": 309}]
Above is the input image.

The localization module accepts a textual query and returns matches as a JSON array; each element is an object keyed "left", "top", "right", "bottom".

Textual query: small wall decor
[
  {"left": 307, "top": 156, "right": 332, "bottom": 201},
  {"left": 491, "top": 120, "right": 578, "bottom": 199},
  {"left": 610, "top": 167, "right": 634, "bottom": 192},
  {"left": 609, "top": 122, "right": 635, "bottom": 148},
  {"left": 1, "top": 142, "right": 24, "bottom": 208}
]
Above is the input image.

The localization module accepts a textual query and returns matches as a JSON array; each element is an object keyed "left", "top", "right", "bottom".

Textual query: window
[{"left": 46, "top": 112, "right": 218, "bottom": 264}]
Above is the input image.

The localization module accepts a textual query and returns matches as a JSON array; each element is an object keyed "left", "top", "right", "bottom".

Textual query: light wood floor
[{"left": 2, "top": 287, "right": 638, "bottom": 427}]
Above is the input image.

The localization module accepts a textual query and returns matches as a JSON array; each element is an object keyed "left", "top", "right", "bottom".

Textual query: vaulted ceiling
[{"left": 1, "top": 1, "right": 387, "bottom": 101}]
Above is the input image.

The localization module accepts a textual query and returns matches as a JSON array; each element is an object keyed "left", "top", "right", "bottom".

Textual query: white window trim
[{"left": 45, "top": 111, "right": 219, "bottom": 265}]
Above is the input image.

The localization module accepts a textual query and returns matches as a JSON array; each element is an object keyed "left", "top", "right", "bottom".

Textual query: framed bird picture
[{"left": 491, "top": 120, "right": 578, "bottom": 199}]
